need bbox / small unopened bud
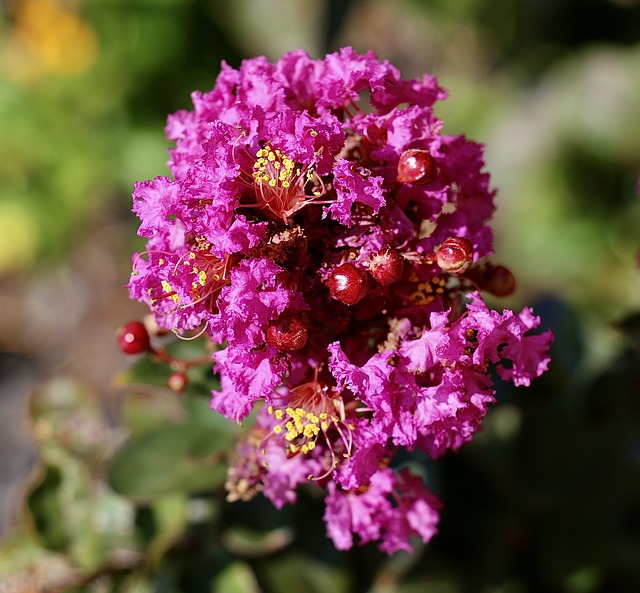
[481,264,517,297]
[117,321,152,355]
[167,371,188,394]
[397,149,438,185]
[435,237,474,274]
[368,248,404,286]
[266,311,308,352]
[327,262,370,305]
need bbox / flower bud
[167,371,188,394]
[368,248,404,286]
[327,262,370,305]
[117,320,151,355]
[435,237,474,274]
[266,311,308,352]
[397,149,438,185]
[481,264,516,297]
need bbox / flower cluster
[127,48,553,553]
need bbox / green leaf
[108,422,233,501]
[183,393,230,428]
[613,310,640,350]
[221,526,294,557]
[214,561,261,593]
[146,493,189,567]
[259,553,349,593]
[114,355,174,390]
[27,466,69,553]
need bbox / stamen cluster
[127,47,553,554]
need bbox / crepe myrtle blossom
[126,47,553,553]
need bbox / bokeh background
[1,0,640,591]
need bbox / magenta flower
[127,47,553,553]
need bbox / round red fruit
[266,311,308,352]
[327,263,370,306]
[435,237,474,274]
[397,149,438,185]
[117,321,151,355]
[368,248,404,286]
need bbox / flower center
[401,272,446,307]
[267,378,353,463]
[250,144,325,223]
[151,249,232,312]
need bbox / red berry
[167,371,188,394]
[266,311,308,352]
[117,321,151,355]
[435,237,474,274]
[327,263,370,306]
[397,149,438,185]
[368,248,404,286]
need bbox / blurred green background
[1,0,639,592]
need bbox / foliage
[2,302,639,592]
[1,0,639,591]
